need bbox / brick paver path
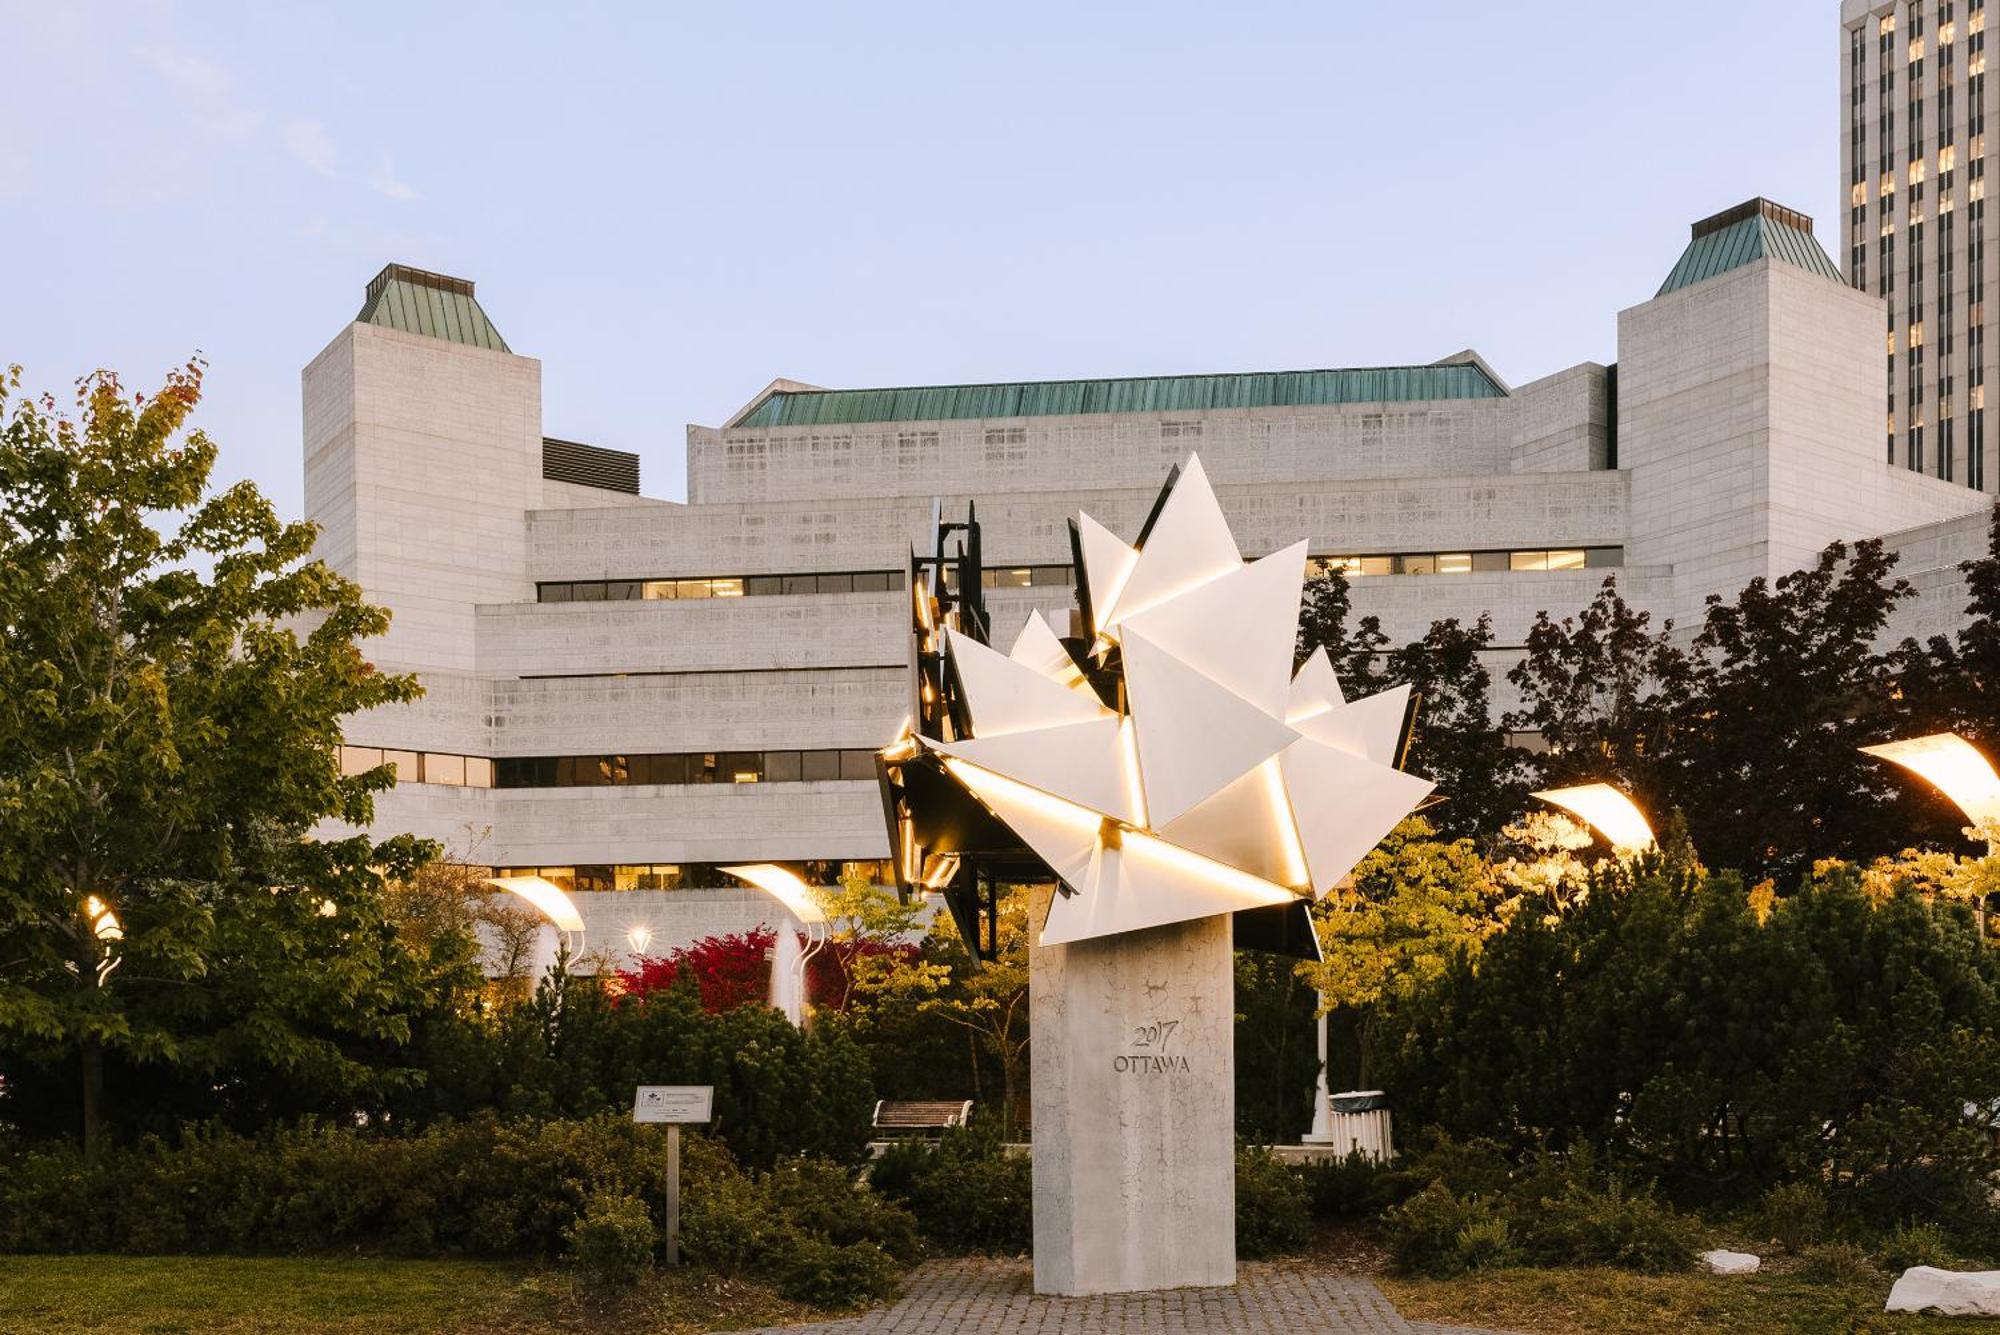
[728,1257,1518,1334]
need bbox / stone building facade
[305,202,1990,965]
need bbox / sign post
[633,1085,714,1265]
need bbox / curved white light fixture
[1532,782,1656,855]
[483,875,587,933]
[721,863,829,925]
[722,863,830,1027]
[1861,732,2000,833]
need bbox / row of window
[534,548,1625,604]
[497,860,896,895]
[1314,547,1621,577]
[494,750,883,788]
[339,746,495,787]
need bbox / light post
[1531,782,1657,855]
[1860,732,2000,933]
[722,863,830,1027]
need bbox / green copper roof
[357,264,509,351]
[1656,198,1844,297]
[734,362,1507,428]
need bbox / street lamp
[1861,732,2000,933]
[722,863,830,1027]
[1859,733,2000,839]
[1532,782,1656,855]
[483,875,587,956]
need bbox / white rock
[1701,1249,1761,1275]
[1886,1266,2000,1316]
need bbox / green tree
[0,360,443,1154]
[1296,565,1388,689]
[1505,575,1690,818]
[1386,614,1525,841]
[1679,539,1947,879]
[921,887,1033,1137]
[1303,817,1505,1086]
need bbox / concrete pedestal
[1029,892,1236,1295]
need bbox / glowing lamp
[1532,782,1656,854]
[483,875,586,933]
[1861,732,2000,831]
[721,863,829,925]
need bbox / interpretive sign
[632,1085,713,1124]
[633,1085,712,1265]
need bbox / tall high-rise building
[1842,0,1995,489]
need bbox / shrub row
[0,1113,910,1305]
[1378,1139,1701,1278]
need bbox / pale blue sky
[2,1,1835,510]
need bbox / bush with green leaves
[774,1234,904,1307]
[1876,1221,1958,1272]
[867,1125,1030,1255]
[1301,1149,1390,1220]
[1798,1241,1880,1285]
[1509,1177,1699,1273]
[1760,1182,1829,1254]
[0,1110,913,1298]
[566,1192,655,1286]
[1377,863,2000,1230]
[1382,1182,1508,1278]
[1234,1144,1310,1258]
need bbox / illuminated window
[1509,551,1549,572]
[1911,158,1928,184]
[1883,212,1899,236]
[1945,19,1960,41]
[1883,12,1897,33]
[1883,171,1898,196]
[339,746,383,777]
[1853,181,1869,208]
[423,753,466,786]
[1979,385,1990,409]
[1437,553,1473,574]
[382,750,419,782]
[1913,321,1928,346]
[1890,329,1901,354]
[1976,178,1989,201]
[1944,144,1961,171]
[1913,36,1928,60]
[1976,10,1989,32]
[1975,52,1989,73]
[465,758,494,788]
[1544,550,1588,571]
[1399,554,1437,575]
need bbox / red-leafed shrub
[619,929,920,1016]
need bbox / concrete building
[304,201,1991,965]
[1841,0,1996,487]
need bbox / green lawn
[1382,1264,1988,1334]
[0,1255,826,1335]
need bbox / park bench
[871,1099,973,1139]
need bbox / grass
[0,1254,829,1335]
[1381,1263,1986,1334]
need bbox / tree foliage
[0,361,451,1152]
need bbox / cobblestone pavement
[728,1257,1519,1334]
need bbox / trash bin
[1325,1090,1394,1162]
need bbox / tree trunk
[81,1039,104,1162]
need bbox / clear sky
[2,1,1837,511]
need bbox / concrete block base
[1029,892,1235,1295]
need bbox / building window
[1159,420,1203,439]
[337,746,496,788]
